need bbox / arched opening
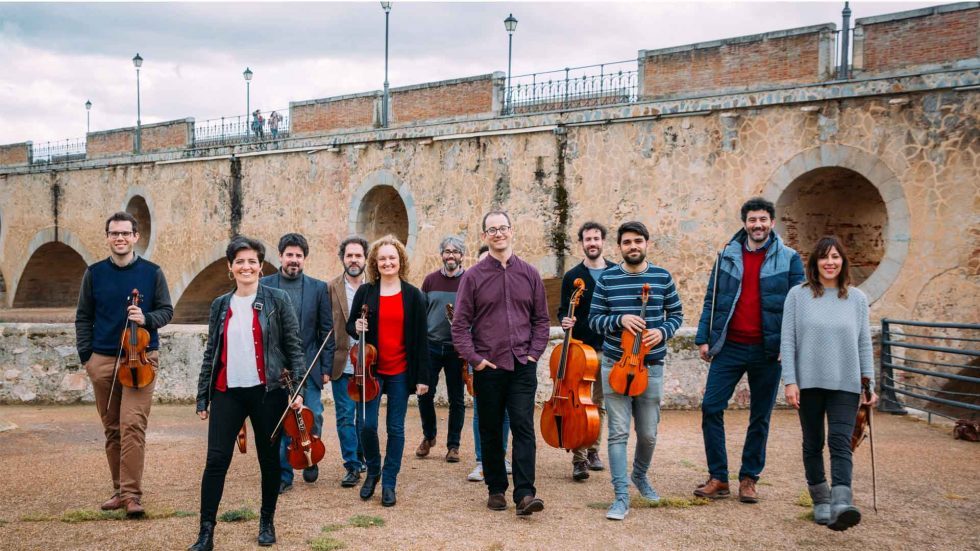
[13,242,88,307]
[776,167,886,286]
[172,258,277,324]
[126,195,152,256]
[355,185,409,245]
[0,269,7,305]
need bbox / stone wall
[390,73,502,123]
[0,142,31,166]
[856,3,980,73]
[86,128,136,159]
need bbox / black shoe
[341,468,360,488]
[303,465,319,483]
[278,481,292,495]
[257,514,276,546]
[381,487,396,507]
[573,461,590,481]
[188,521,214,551]
[359,475,380,500]
[587,450,605,471]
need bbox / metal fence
[192,108,290,148]
[503,60,639,115]
[31,138,86,164]
[879,319,980,422]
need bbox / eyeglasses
[441,249,462,256]
[107,231,135,238]
[484,225,511,236]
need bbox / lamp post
[244,67,253,136]
[504,14,518,114]
[85,100,92,134]
[133,53,143,153]
[381,1,392,127]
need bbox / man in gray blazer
[261,233,334,493]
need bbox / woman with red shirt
[347,234,431,507]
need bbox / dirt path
[0,404,976,550]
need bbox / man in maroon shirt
[452,211,550,516]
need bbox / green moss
[61,509,126,523]
[309,536,346,551]
[587,496,710,510]
[348,515,384,528]
[321,523,346,533]
[20,512,57,522]
[218,507,257,522]
[795,490,814,508]
[798,510,815,522]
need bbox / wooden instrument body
[283,404,326,469]
[608,283,652,397]
[347,343,380,402]
[445,303,475,397]
[119,289,155,389]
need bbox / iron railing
[31,138,86,164]
[833,27,856,79]
[879,319,980,422]
[192,108,290,148]
[504,60,639,115]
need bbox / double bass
[118,289,155,389]
[348,305,380,403]
[540,278,601,451]
[608,283,652,397]
[445,303,474,397]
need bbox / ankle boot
[827,485,861,531]
[187,521,214,551]
[808,482,831,525]
[257,513,277,546]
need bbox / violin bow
[106,290,139,414]
[270,328,334,442]
[867,382,878,513]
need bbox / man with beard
[327,236,369,488]
[559,222,614,481]
[261,233,335,493]
[588,221,683,520]
[416,236,468,463]
[693,197,803,503]
[452,211,549,516]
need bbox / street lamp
[133,53,143,153]
[244,67,253,131]
[85,100,92,134]
[381,1,392,127]
[504,14,518,114]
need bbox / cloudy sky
[0,1,942,145]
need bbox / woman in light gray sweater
[781,236,877,532]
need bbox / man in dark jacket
[693,197,804,503]
[261,233,334,492]
[558,221,614,481]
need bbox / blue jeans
[602,355,664,498]
[280,380,323,484]
[419,342,466,449]
[330,374,365,472]
[701,340,781,482]
[361,371,409,489]
[472,394,510,462]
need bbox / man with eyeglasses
[75,211,173,517]
[452,211,549,516]
[416,236,468,463]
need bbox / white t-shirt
[227,293,261,388]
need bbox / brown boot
[445,447,460,463]
[739,478,759,503]
[125,497,145,517]
[693,478,730,499]
[415,437,436,457]
[101,494,124,511]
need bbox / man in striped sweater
[589,221,683,520]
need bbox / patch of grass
[20,513,57,522]
[795,490,814,508]
[173,510,197,518]
[0,519,8,527]
[679,459,703,471]
[586,502,610,510]
[797,510,815,522]
[757,481,773,487]
[321,523,346,533]
[218,507,257,522]
[348,514,384,528]
[587,496,710,510]
[484,543,505,551]
[945,493,967,500]
[61,509,126,523]
[309,536,346,551]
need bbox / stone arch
[764,145,910,303]
[172,255,277,324]
[348,170,418,253]
[9,227,97,309]
[123,189,154,258]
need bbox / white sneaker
[467,462,484,482]
[505,459,512,475]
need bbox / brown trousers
[573,352,606,462]
[85,351,158,500]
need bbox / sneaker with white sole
[631,472,661,503]
[467,463,484,482]
[606,495,630,520]
[505,459,512,475]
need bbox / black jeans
[199,385,288,523]
[418,341,466,449]
[798,388,860,487]
[473,356,537,503]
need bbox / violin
[348,305,380,403]
[851,377,873,451]
[608,283,651,397]
[118,289,155,389]
[281,371,326,470]
[541,278,601,451]
[445,303,474,397]
[236,423,247,454]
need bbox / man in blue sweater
[75,212,173,517]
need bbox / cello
[445,303,474,397]
[348,305,380,403]
[541,278,601,451]
[608,283,652,397]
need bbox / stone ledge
[855,2,978,26]
[639,23,835,58]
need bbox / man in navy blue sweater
[75,212,173,517]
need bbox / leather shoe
[739,478,759,503]
[587,450,605,471]
[572,461,590,481]
[445,447,460,463]
[487,493,507,511]
[360,475,380,500]
[278,481,293,495]
[124,497,145,517]
[693,478,730,499]
[341,468,360,488]
[381,487,396,507]
[415,437,436,457]
[187,521,215,551]
[303,465,319,483]
[257,514,276,546]
[516,495,544,516]
[101,494,124,511]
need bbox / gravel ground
[0,403,976,551]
